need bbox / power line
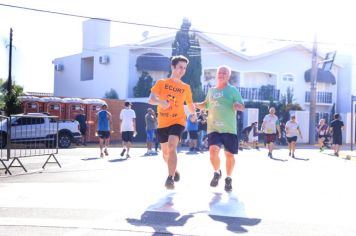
[0,2,347,47]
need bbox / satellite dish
[142,31,149,39]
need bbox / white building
[54,19,344,120]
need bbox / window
[81,57,94,81]
[71,105,81,111]
[282,74,295,82]
[50,104,60,110]
[15,117,44,125]
[27,103,37,109]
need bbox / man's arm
[233,102,245,112]
[277,125,281,138]
[187,103,197,122]
[108,112,114,133]
[195,101,206,110]
[148,92,169,109]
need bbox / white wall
[243,108,259,128]
[83,19,110,52]
[292,110,310,143]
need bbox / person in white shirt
[119,101,136,158]
[285,115,303,158]
[261,107,281,158]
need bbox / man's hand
[190,113,197,122]
[160,100,170,109]
[233,102,244,111]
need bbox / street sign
[321,51,336,71]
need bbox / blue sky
[0,0,355,93]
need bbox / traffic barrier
[0,114,61,175]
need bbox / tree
[171,19,205,102]
[0,79,24,115]
[133,71,153,97]
[104,88,119,99]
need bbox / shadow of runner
[127,211,193,236]
[126,192,193,235]
[270,156,288,162]
[208,192,261,233]
[292,156,309,161]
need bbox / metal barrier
[0,114,61,175]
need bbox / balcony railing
[237,87,280,101]
[305,91,332,104]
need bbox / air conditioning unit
[55,64,64,71]
[99,55,109,64]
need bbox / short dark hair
[171,55,189,67]
[125,101,132,107]
[334,113,340,119]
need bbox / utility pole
[5,28,13,116]
[309,36,318,144]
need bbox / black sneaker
[120,148,126,157]
[225,177,232,192]
[268,152,272,158]
[210,170,222,187]
[174,171,180,182]
[289,152,291,156]
[165,176,174,189]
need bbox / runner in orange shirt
[149,55,196,189]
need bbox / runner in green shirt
[196,65,244,191]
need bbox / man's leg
[210,145,221,172]
[224,151,235,177]
[209,145,222,187]
[99,138,104,157]
[167,135,179,177]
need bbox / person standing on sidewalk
[186,113,199,152]
[95,104,113,158]
[261,107,281,159]
[75,108,87,146]
[145,108,157,156]
[148,55,196,190]
[195,65,244,192]
[285,115,303,158]
[329,113,344,157]
[119,101,136,159]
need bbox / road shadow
[269,156,288,162]
[108,158,129,162]
[208,192,261,233]
[81,157,101,161]
[126,193,193,235]
[292,156,309,161]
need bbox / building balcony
[305,91,332,104]
[237,87,280,101]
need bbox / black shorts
[208,132,239,154]
[265,134,277,144]
[122,131,134,142]
[157,124,185,143]
[188,130,198,139]
[98,131,110,139]
[287,136,298,143]
[181,131,188,140]
[80,128,87,135]
[333,135,342,145]
[318,135,327,139]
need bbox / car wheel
[58,133,71,148]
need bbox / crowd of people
[77,55,345,191]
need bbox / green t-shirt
[205,84,244,134]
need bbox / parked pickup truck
[0,113,82,148]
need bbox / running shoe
[165,176,175,189]
[120,148,126,157]
[225,177,232,192]
[174,171,180,182]
[104,149,109,156]
[210,170,222,187]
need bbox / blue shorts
[146,129,155,142]
[208,132,239,154]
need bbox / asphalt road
[1,145,356,235]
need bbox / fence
[0,114,61,175]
